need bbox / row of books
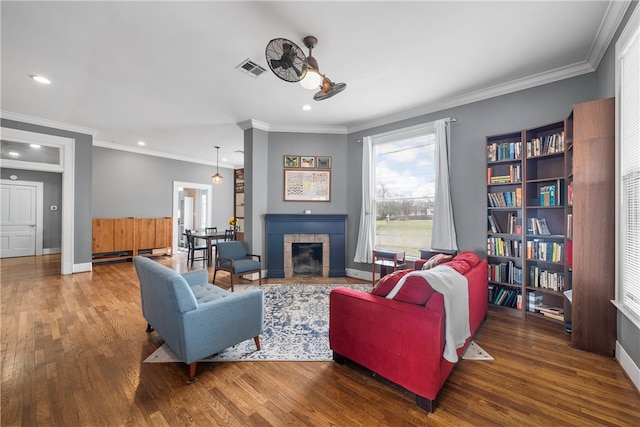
[488,237,523,258]
[527,239,564,263]
[526,132,565,157]
[527,217,552,235]
[488,188,522,207]
[488,261,523,285]
[489,285,522,308]
[487,141,522,162]
[539,182,562,206]
[487,164,521,184]
[488,212,523,234]
[529,266,566,291]
[534,304,565,321]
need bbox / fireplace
[265,214,347,278]
[285,235,329,277]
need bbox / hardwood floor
[2,254,639,426]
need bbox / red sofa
[329,251,488,412]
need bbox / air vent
[236,59,266,78]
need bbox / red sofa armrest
[329,288,445,400]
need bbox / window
[616,5,640,323]
[373,124,436,257]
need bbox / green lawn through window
[375,219,433,257]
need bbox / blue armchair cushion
[133,256,264,365]
[218,241,248,260]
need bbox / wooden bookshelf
[234,168,245,240]
[569,97,616,356]
[486,131,524,315]
[485,97,617,355]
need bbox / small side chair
[213,241,262,292]
[185,229,208,268]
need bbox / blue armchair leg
[254,336,261,350]
[187,362,198,384]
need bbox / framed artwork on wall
[316,156,331,169]
[300,156,315,168]
[284,169,331,201]
[284,155,299,168]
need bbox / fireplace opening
[292,243,323,276]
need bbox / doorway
[0,180,44,258]
[172,181,213,254]
[0,127,75,274]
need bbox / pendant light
[212,146,223,184]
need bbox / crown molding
[237,119,347,135]
[0,110,98,136]
[347,60,595,134]
[92,139,239,168]
[587,0,632,67]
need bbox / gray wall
[266,132,349,214]
[0,168,62,250]
[92,147,235,230]
[0,118,93,264]
[346,73,596,273]
[595,0,640,374]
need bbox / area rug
[461,341,494,360]
[144,283,372,363]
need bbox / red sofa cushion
[443,251,480,274]
[372,269,435,306]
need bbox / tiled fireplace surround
[264,214,347,279]
[284,234,330,277]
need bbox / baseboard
[616,340,640,393]
[346,268,372,282]
[42,248,61,255]
[73,262,92,273]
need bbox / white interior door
[1,182,39,257]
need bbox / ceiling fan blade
[270,59,283,69]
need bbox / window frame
[371,122,436,257]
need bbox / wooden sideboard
[92,217,172,263]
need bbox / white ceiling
[0,1,631,169]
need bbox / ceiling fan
[265,36,346,101]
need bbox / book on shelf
[527,217,552,235]
[566,213,573,239]
[487,141,522,162]
[526,132,565,157]
[568,182,573,206]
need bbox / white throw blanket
[385,266,470,363]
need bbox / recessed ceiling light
[30,144,41,149]
[302,105,312,111]
[8,151,20,157]
[30,75,51,85]
[137,141,146,146]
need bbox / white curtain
[354,136,376,263]
[431,119,458,250]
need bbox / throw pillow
[372,269,435,305]
[421,253,453,270]
[372,269,413,297]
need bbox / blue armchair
[213,241,262,292]
[133,256,264,383]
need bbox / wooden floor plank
[1,254,638,426]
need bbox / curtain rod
[356,117,457,143]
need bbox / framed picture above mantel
[284,169,331,202]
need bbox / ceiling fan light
[300,70,323,89]
[314,77,347,101]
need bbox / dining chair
[224,229,235,241]
[205,227,219,252]
[185,230,208,268]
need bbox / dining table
[189,230,228,266]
